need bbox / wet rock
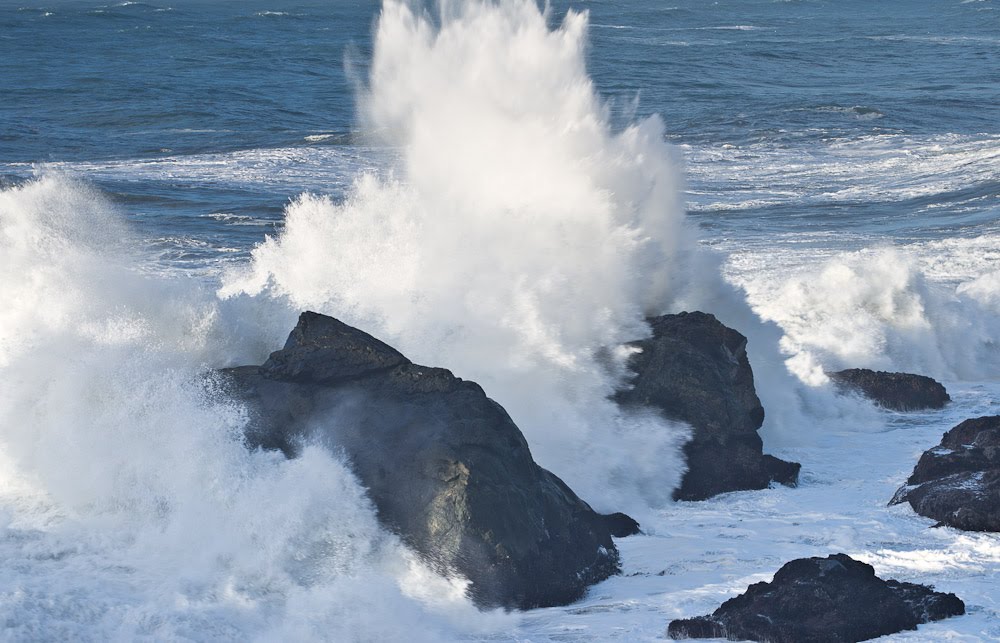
[829,368,949,411]
[891,415,1000,531]
[668,553,965,642]
[601,512,641,537]
[222,311,627,609]
[615,312,799,500]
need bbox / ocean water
[1,0,999,640]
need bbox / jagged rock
[221,311,630,609]
[668,553,965,642]
[890,415,1000,531]
[829,368,949,411]
[615,312,800,501]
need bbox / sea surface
[1,0,999,640]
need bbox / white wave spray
[0,175,511,639]
[222,0,696,510]
[734,241,1000,385]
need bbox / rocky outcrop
[615,312,799,501]
[668,553,965,642]
[222,311,627,609]
[890,415,1000,531]
[829,368,949,411]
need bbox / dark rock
[601,512,641,537]
[829,368,949,411]
[222,311,623,610]
[891,415,1000,531]
[614,312,800,501]
[667,553,965,642]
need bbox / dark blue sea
[4,0,998,264]
[1,1,999,640]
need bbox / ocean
[1,0,999,640]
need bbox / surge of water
[221,0,695,510]
[732,240,1000,385]
[0,175,509,639]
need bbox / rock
[602,512,641,537]
[890,415,1000,531]
[614,312,800,501]
[667,553,965,642]
[829,368,949,411]
[222,311,629,610]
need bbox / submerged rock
[891,415,1000,531]
[615,312,799,501]
[221,312,627,610]
[829,368,949,411]
[668,553,965,642]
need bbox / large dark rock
[890,415,1000,531]
[668,553,965,642]
[829,368,949,411]
[614,312,799,501]
[221,312,625,610]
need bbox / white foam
[727,237,1000,385]
[513,380,1000,641]
[684,133,1000,213]
[37,146,391,194]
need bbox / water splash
[222,0,693,510]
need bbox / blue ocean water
[3,0,998,265]
[2,1,1000,640]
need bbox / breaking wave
[221,0,696,510]
[0,175,511,639]
[733,239,1000,385]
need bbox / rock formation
[891,415,1000,531]
[615,312,799,500]
[829,368,949,411]
[668,553,965,642]
[222,311,628,609]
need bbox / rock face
[829,368,950,411]
[668,553,965,642]
[615,312,799,501]
[891,415,1000,531]
[223,312,624,609]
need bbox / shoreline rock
[829,368,949,411]
[891,415,1000,531]
[615,312,800,501]
[668,553,965,642]
[222,311,631,609]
